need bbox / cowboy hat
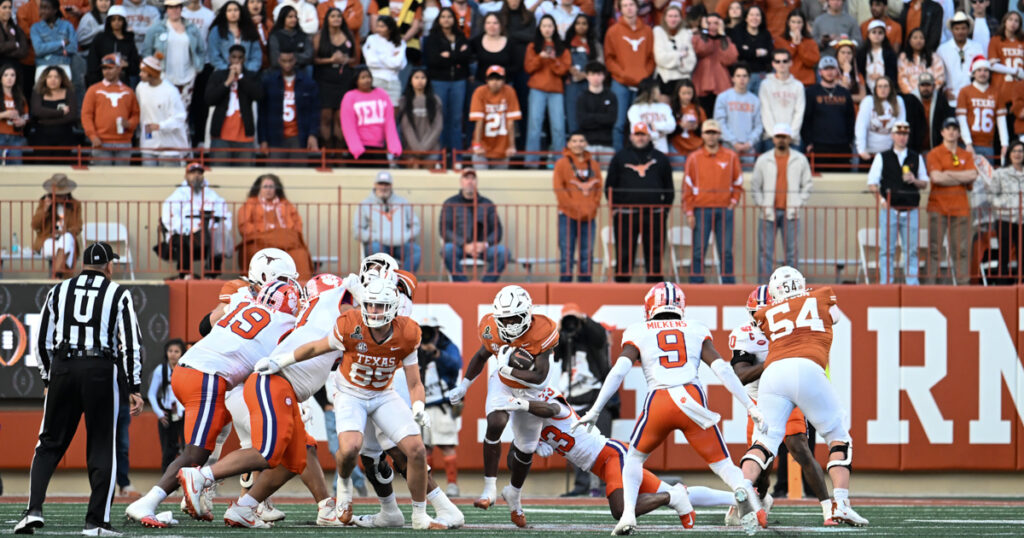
[42,174,77,195]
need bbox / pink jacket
[339,88,403,158]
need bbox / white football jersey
[180,295,296,389]
[538,389,607,472]
[728,323,770,400]
[276,286,350,401]
[621,318,711,391]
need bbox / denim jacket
[207,28,262,72]
[141,19,206,72]
[30,19,77,66]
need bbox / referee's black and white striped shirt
[37,270,143,392]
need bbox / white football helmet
[767,266,806,302]
[360,253,399,285]
[248,248,299,288]
[492,285,533,341]
[361,278,400,328]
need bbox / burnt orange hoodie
[525,44,571,93]
[603,17,655,87]
[553,147,603,222]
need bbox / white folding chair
[856,227,878,284]
[84,222,135,280]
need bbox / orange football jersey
[468,84,521,159]
[987,36,1024,87]
[956,83,1004,149]
[330,309,421,393]
[478,313,559,389]
[219,279,250,303]
[754,287,837,370]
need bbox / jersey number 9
[656,329,688,369]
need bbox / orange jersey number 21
[657,329,688,368]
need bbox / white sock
[620,449,646,521]
[834,488,849,503]
[411,500,427,518]
[821,499,834,519]
[338,475,353,505]
[667,485,693,515]
[482,476,497,497]
[199,466,215,483]
[709,459,746,491]
[139,486,167,510]
[688,486,737,507]
[505,486,522,512]
[237,494,258,508]
[380,493,399,513]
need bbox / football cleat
[177,467,212,521]
[80,523,122,536]
[137,516,169,529]
[435,504,465,529]
[351,510,406,528]
[831,500,869,527]
[473,492,496,510]
[611,515,637,535]
[223,502,272,529]
[734,484,765,535]
[501,485,526,528]
[315,498,343,527]
[724,505,741,526]
[14,510,44,534]
[679,512,695,529]
[256,498,285,522]
[411,512,448,530]
[336,500,353,525]
[124,501,158,527]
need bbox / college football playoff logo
[0,314,27,367]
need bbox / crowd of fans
[1,0,1022,167]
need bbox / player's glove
[493,397,529,412]
[412,400,431,430]
[254,352,296,376]
[495,345,513,369]
[445,378,471,405]
[748,405,768,435]
[571,408,601,434]
[535,443,554,458]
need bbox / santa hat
[141,52,164,78]
[970,55,990,74]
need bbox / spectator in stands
[207,0,262,73]
[316,0,363,42]
[668,78,704,161]
[424,7,471,156]
[897,27,945,95]
[989,140,1024,284]
[85,5,138,87]
[729,5,772,94]
[605,122,673,282]
[30,0,77,82]
[499,0,535,114]
[469,64,520,167]
[29,66,78,160]
[416,317,463,497]
[856,75,905,159]
[694,13,739,120]
[897,0,942,54]
[653,5,696,98]
[248,0,272,68]
[81,54,139,165]
[354,171,423,272]
[937,12,984,106]
[776,9,821,86]
[275,0,320,35]
[183,0,216,41]
[813,0,859,52]
[760,48,806,149]
[76,0,111,53]
[31,173,81,278]
[969,0,998,51]
[803,56,856,169]
[766,0,795,37]
[684,119,743,283]
[989,12,1024,89]
[237,173,314,278]
[564,15,600,135]
[715,64,762,158]
[142,0,205,109]
[722,0,743,31]
[269,5,314,71]
[957,57,1007,159]
[312,7,356,150]
[450,0,483,39]
[860,0,901,50]
[866,119,928,284]
[157,162,232,278]
[553,132,602,282]
[137,55,188,167]
[524,14,570,164]
[0,0,29,71]
[627,78,674,154]
[751,123,813,282]
[121,0,159,52]
[340,66,402,162]
[149,338,185,472]
[835,38,868,105]
[439,168,512,282]
[398,67,443,165]
[206,44,262,165]
[902,72,953,152]
[473,13,516,100]
[536,0,579,38]
[925,117,977,285]
[259,48,319,164]
[577,61,615,163]
[367,0,422,68]
[605,0,655,150]
[364,15,407,107]
[858,20,898,93]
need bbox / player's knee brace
[239,471,254,489]
[740,443,775,471]
[826,442,852,472]
[507,444,533,468]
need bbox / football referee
[15,243,144,537]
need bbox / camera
[561,315,581,335]
[421,325,438,344]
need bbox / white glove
[445,378,471,405]
[748,405,768,435]
[571,408,601,433]
[254,352,295,376]
[493,397,529,412]
[299,399,314,427]
[495,345,513,369]
[343,273,365,304]
[535,442,554,457]
[412,400,430,430]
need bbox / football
[508,347,535,370]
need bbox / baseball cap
[164,0,185,6]
[701,119,721,133]
[100,53,121,67]
[918,72,935,85]
[485,65,506,79]
[942,117,960,130]
[107,5,127,18]
[867,20,887,33]
[561,303,585,318]
[375,171,393,184]
[83,242,120,265]
[818,55,839,70]
[772,123,793,137]
[460,167,477,178]
[186,161,205,172]
[631,122,650,135]
[893,120,910,132]
[419,316,440,327]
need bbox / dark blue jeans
[367,241,422,273]
[442,243,510,282]
[433,79,467,152]
[558,214,596,282]
[691,207,735,283]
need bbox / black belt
[56,348,114,360]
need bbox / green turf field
[3,501,1024,536]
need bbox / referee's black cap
[83,242,120,265]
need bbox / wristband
[412,400,425,415]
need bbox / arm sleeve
[37,285,57,383]
[730,350,758,366]
[116,287,143,392]
[710,358,755,409]
[866,153,884,185]
[854,97,871,153]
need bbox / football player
[255,278,447,530]
[495,388,737,526]
[444,285,559,528]
[126,278,300,526]
[728,285,833,526]
[574,282,767,535]
[743,267,868,528]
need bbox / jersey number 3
[657,329,688,369]
[217,302,272,339]
[541,426,575,456]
